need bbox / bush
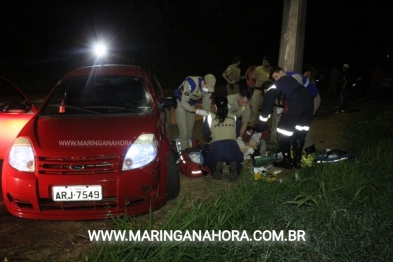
[88,106,393,261]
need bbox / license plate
[52,185,102,202]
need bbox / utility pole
[270,0,307,143]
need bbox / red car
[0,76,38,159]
[1,64,179,220]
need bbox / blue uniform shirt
[286,71,319,97]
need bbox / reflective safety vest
[207,113,237,142]
[259,75,312,136]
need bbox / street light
[94,43,107,58]
[93,43,107,65]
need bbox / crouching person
[203,95,244,182]
[260,75,314,169]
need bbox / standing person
[337,64,351,114]
[259,75,314,169]
[245,63,256,97]
[270,66,320,153]
[227,88,252,139]
[369,64,384,101]
[203,95,244,182]
[249,55,272,128]
[328,67,341,95]
[174,74,216,150]
[303,64,318,86]
[222,55,243,95]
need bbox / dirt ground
[0,83,376,261]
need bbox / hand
[276,107,284,115]
[246,148,254,155]
[236,137,246,149]
[237,136,243,141]
[196,109,209,116]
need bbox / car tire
[166,151,180,200]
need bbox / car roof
[63,64,147,78]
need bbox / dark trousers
[248,86,255,97]
[206,140,243,171]
[339,87,348,111]
[371,83,380,100]
[236,118,242,137]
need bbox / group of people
[173,55,337,181]
[174,70,251,182]
[330,63,389,110]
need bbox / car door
[0,76,37,159]
[150,73,173,139]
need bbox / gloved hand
[236,136,246,149]
[276,107,284,115]
[246,148,254,155]
[195,109,209,116]
[237,136,243,141]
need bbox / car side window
[151,74,164,102]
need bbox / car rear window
[40,75,153,115]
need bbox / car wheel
[166,151,180,200]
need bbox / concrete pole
[270,0,307,143]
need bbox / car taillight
[122,134,157,170]
[8,137,35,172]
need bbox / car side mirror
[162,97,177,108]
[1,101,33,113]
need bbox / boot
[228,161,238,182]
[273,140,293,169]
[304,144,316,154]
[213,161,223,180]
[293,140,305,169]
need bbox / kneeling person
[203,95,244,182]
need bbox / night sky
[1,0,392,93]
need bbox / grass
[86,103,393,262]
